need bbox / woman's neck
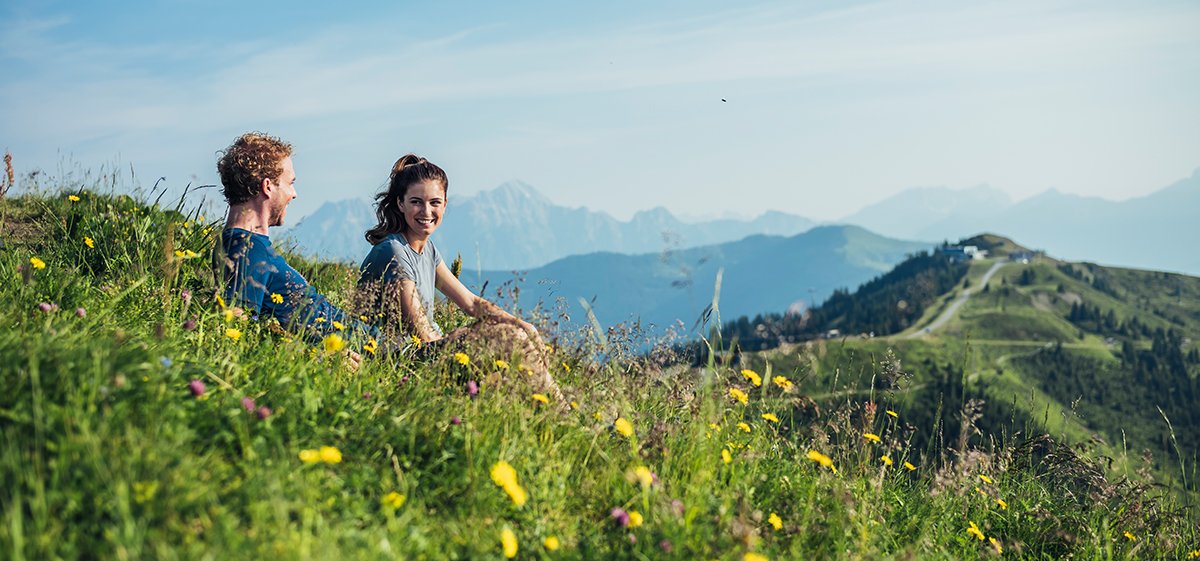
[403,230,429,253]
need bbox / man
[216,132,376,364]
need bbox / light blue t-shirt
[358,231,444,336]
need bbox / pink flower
[256,406,272,420]
[241,397,256,412]
[182,318,197,331]
[466,380,479,397]
[659,540,673,553]
[610,507,630,528]
[181,289,192,305]
[450,416,462,425]
[188,379,206,397]
[37,302,54,313]
[75,307,86,318]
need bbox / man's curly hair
[216,132,293,205]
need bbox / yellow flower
[772,375,793,390]
[84,236,94,248]
[967,521,985,541]
[761,413,780,423]
[532,393,550,404]
[562,361,570,372]
[979,474,994,485]
[627,510,644,528]
[768,512,782,530]
[410,335,422,348]
[741,369,762,386]
[903,462,916,471]
[313,317,326,323]
[359,315,368,321]
[613,417,634,438]
[29,257,46,270]
[216,295,226,309]
[323,334,345,354]
[318,446,343,464]
[495,359,510,370]
[570,400,578,410]
[863,432,881,443]
[880,455,893,467]
[989,536,1003,554]
[722,449,732,464]
[543,535,560,550]
[223,309,235,323]
[68,194,81,202]
[806,450,836,473]
[1188,549,1200,559]
[886,410,899,418]
[744,553,769,561]
[382,491,406,509]
[332,320,345,331]
[270,293,284,304]
[996,498,1007,510]
[1123,531,1136,541]
[225,328,242,341]
[709,422,720,430]
[490,461,528,507]
[629,465,655,489]
[500,527,518,558]
[737,422,751,433]
[299,449,320,463]
[728,387,748,405]
[454,352,470,365]
[363,338,378,356]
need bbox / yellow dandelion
[495,358,510,370]
[382,491,406,509]
[29,256,46,270]
[562,361,570,372]
[886,410,899,418]
[543,535,560,551]
[768,512,782,530]
[880,455,893,467]
[744,553,770,561]
[68,194,80,202]
[722,449,732,464]
[863,432,881,443]
[532,393,550,404]
[454,352,470,365]
[989,536,1003,554]
[630,466,654,489]
[996,498,1007,510]
[359,315,368,321]
[318,446,342,464]
[741,369,762,386]
[979,474,994,485]
[410,334,422,348]
[490,461,528,507]
[223,309,235,323]
[806,450,836,473]
[332,320,345,331]
[313,317,326,323]
[84,236,94,248]
[323,333,345,354]
[1123,531,1136,541]
[225,328,242,341]
[737,422,751,433]
[270,293,283,304]
[613,417,634,438]
[570,400,578,410]
[363,338,378,355]
[593,411,604,422]
[967,521,985,541]
[216,295,226,308]
[627,510,644,528]
[762,413,780,423]
[903,461,916,471]
[298,449,320,463]
[728,387,749,405]
[500,527,518,558]
[772,375,793,390]
[1187,549,1200,559]
[709,422,720,430]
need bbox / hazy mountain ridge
[284,180,816,270]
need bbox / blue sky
[2,0,1198,224]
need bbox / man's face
[267,156,297,227]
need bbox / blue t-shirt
[358,231,444,336]
[222,228,378,343]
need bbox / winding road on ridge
[905,260,1007,339]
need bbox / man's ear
[260,177,274,198]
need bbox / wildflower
[543,536,560,551]
[490,461,528,507]
[570,400,578,410]
[659,539,673,553]
[225,328,242,341]
[29,257,46,270]
[744,553,770,561]
[886,409,899,418]
[182,318,197,331]
[363,338,378,355]
[68,194,81,202]
[241,397,256,412]
[467,380,479,397]
[359,315,368,321]
[532,393,550,404]
[610,507,631,527]
[495,359,510,370]
[996,498,1007,509]
[84,236,94,248]
[722,449,732,464]
[318,446,342,464]
[806,450,836,473]
[627,511,644,528]
[989,536,1003,554]
[1123,531,1136,541]
[880,455,893,467]
[450,416,461,425]
[382,491,406,510]
[454,352,470,365]
[75,307,86,318]
[188,379,206,397]
[978,474,994,485]
[223,309,235,323]
[728,387,749,405]
[613,417,634,438]
[630,466,654,489]
[313,317,326,323]
[903,461,916,471]
[500,527,518,558]
[410,335,422,348]
[709,422,720,430]
[741,369,762,386]
[332,320,345,331]
[967,521,985,541]
[256,406,272,419]
[762,412,780,423]
[772,375,793,390]
[768,512,783,530]
[37,302,54,313]
[270,293,283,304]
[1188,549,1200,559]
[737,422,751,433]
[322,333,345,354]
[298,449,320,463]
[216,295,226,309]
[562,361,571,372]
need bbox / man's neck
[225,204,272,236]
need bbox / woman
[358,155,561,397]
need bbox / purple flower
[256,406,272,420]
[450,416,462,426]
[181,289,192,305]
[241,397,256,412]
[670,499,685,516]
[188,379,206,397]
[398,376,409,386]
[75,307,87,318]
[362,392,372,400]
[466,380,479,397]
[610,507,630,528]
[659,539,672,553]
[37,302,54,313]
[627,534,637,544]
[182,318,197,331]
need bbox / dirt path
[905,260,1007,339]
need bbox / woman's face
[398,180,446,238]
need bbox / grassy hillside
[1,189,1197,559]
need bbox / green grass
[1,187,1198,559]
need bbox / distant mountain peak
[489,180,552,205]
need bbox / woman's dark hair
[365,154,448,245]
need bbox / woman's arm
[391,278,444,343]
[434,262,537,334]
